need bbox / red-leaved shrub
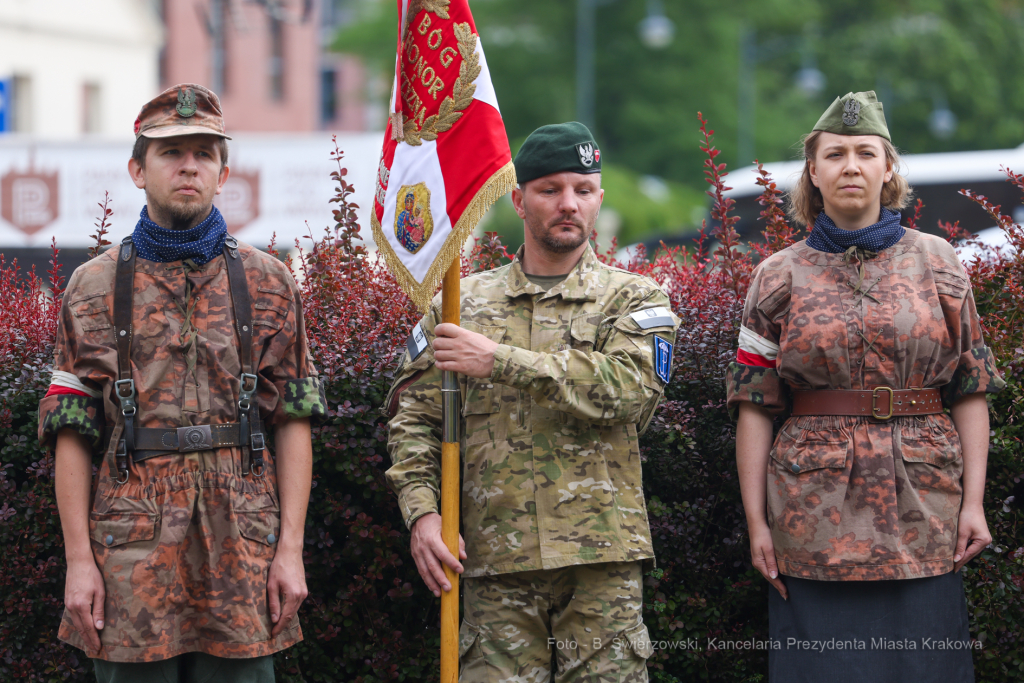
[0,120,1021,682]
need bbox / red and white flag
[371,0,516,311]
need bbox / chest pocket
[71,291,113,341]
[253,285,293,332]
[757,278,791,322]
[932,268,969,300]
[569,314,602,352]
[460,320,508,417]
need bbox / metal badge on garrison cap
[134,82,231,140]
[813,91,890,141]
[842,98,860,126]
[176,87,197,118]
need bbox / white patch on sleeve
[738,325,780,360]
[50,370,102,398]
[629,306,674,329]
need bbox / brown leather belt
[104,419,264,462]
[791,387,943,420]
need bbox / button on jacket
[37,242,326,662]
[385,246,680,577]
[726,231,1004,581]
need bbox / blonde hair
[787,130,913,226]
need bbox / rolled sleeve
[942,289,1005,405]
[38,393,105,451]
[725,263,789,419]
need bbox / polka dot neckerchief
[131,205,228,265]
[806,207,905,255]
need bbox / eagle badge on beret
[842,98,860,126]
[577,143,595,168]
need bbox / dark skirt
[769,571,975,683]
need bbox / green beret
[812,91,891,141]
[514,121,602,185]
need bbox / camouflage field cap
[514,121,601,185]
[134,83,231,140]
[812,91,890,141]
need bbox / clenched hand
[433,323,498,378]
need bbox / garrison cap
[514,121,601,185]
[813,91,890,141]
[134,83,231,140]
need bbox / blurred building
[0,0,377,278]
[0,0,163,138]
[159,0,368,133]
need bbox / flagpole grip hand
[433,323,497,378]
[410,512,466,598]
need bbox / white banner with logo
[0,133,382,250]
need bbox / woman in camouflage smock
[727,91,1003,682]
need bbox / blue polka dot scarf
[806,207,905,254]
[132,205,228,265]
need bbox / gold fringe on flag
[371,160,517,312]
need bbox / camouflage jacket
[726,230,1004,581]
[37,239,326,662]
[385,246,680,578]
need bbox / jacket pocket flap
[933,268,968,298]
[90,512,159,547]
[462,319,507,342]
[620,621,654,660]
[570,315,601,342]
[771,427,850,473]
[898,427,961,467]
[236,510,281,546]
[757,276,791,321]
[463,379,501,415]
[459,621,482,659]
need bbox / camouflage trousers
[459,561,652,683]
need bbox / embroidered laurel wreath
[399,19,480,146]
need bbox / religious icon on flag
[371,0,516,311]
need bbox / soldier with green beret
[727,91,1002,681]
[385,121,680,681]
[39,84,327,682]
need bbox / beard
[149,194,211,231]
[525,212,594,254]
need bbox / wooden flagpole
[439,256,461,683]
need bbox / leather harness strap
[791,387,943,420]
[112,236,137,479]
[222,237,265,475]
[110,236,265,479]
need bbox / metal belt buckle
[872,386,895,420]
[177,425,214,452]
[250,433,265,451]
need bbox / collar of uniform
[791,227,920,267]
[504,244,600,301]
[129,241,254,275]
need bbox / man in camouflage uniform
[39,84,326,682]
[386,122,680,682]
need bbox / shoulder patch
[630,306,674,329]
[654,335,673,384]
[406,323,428,360]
